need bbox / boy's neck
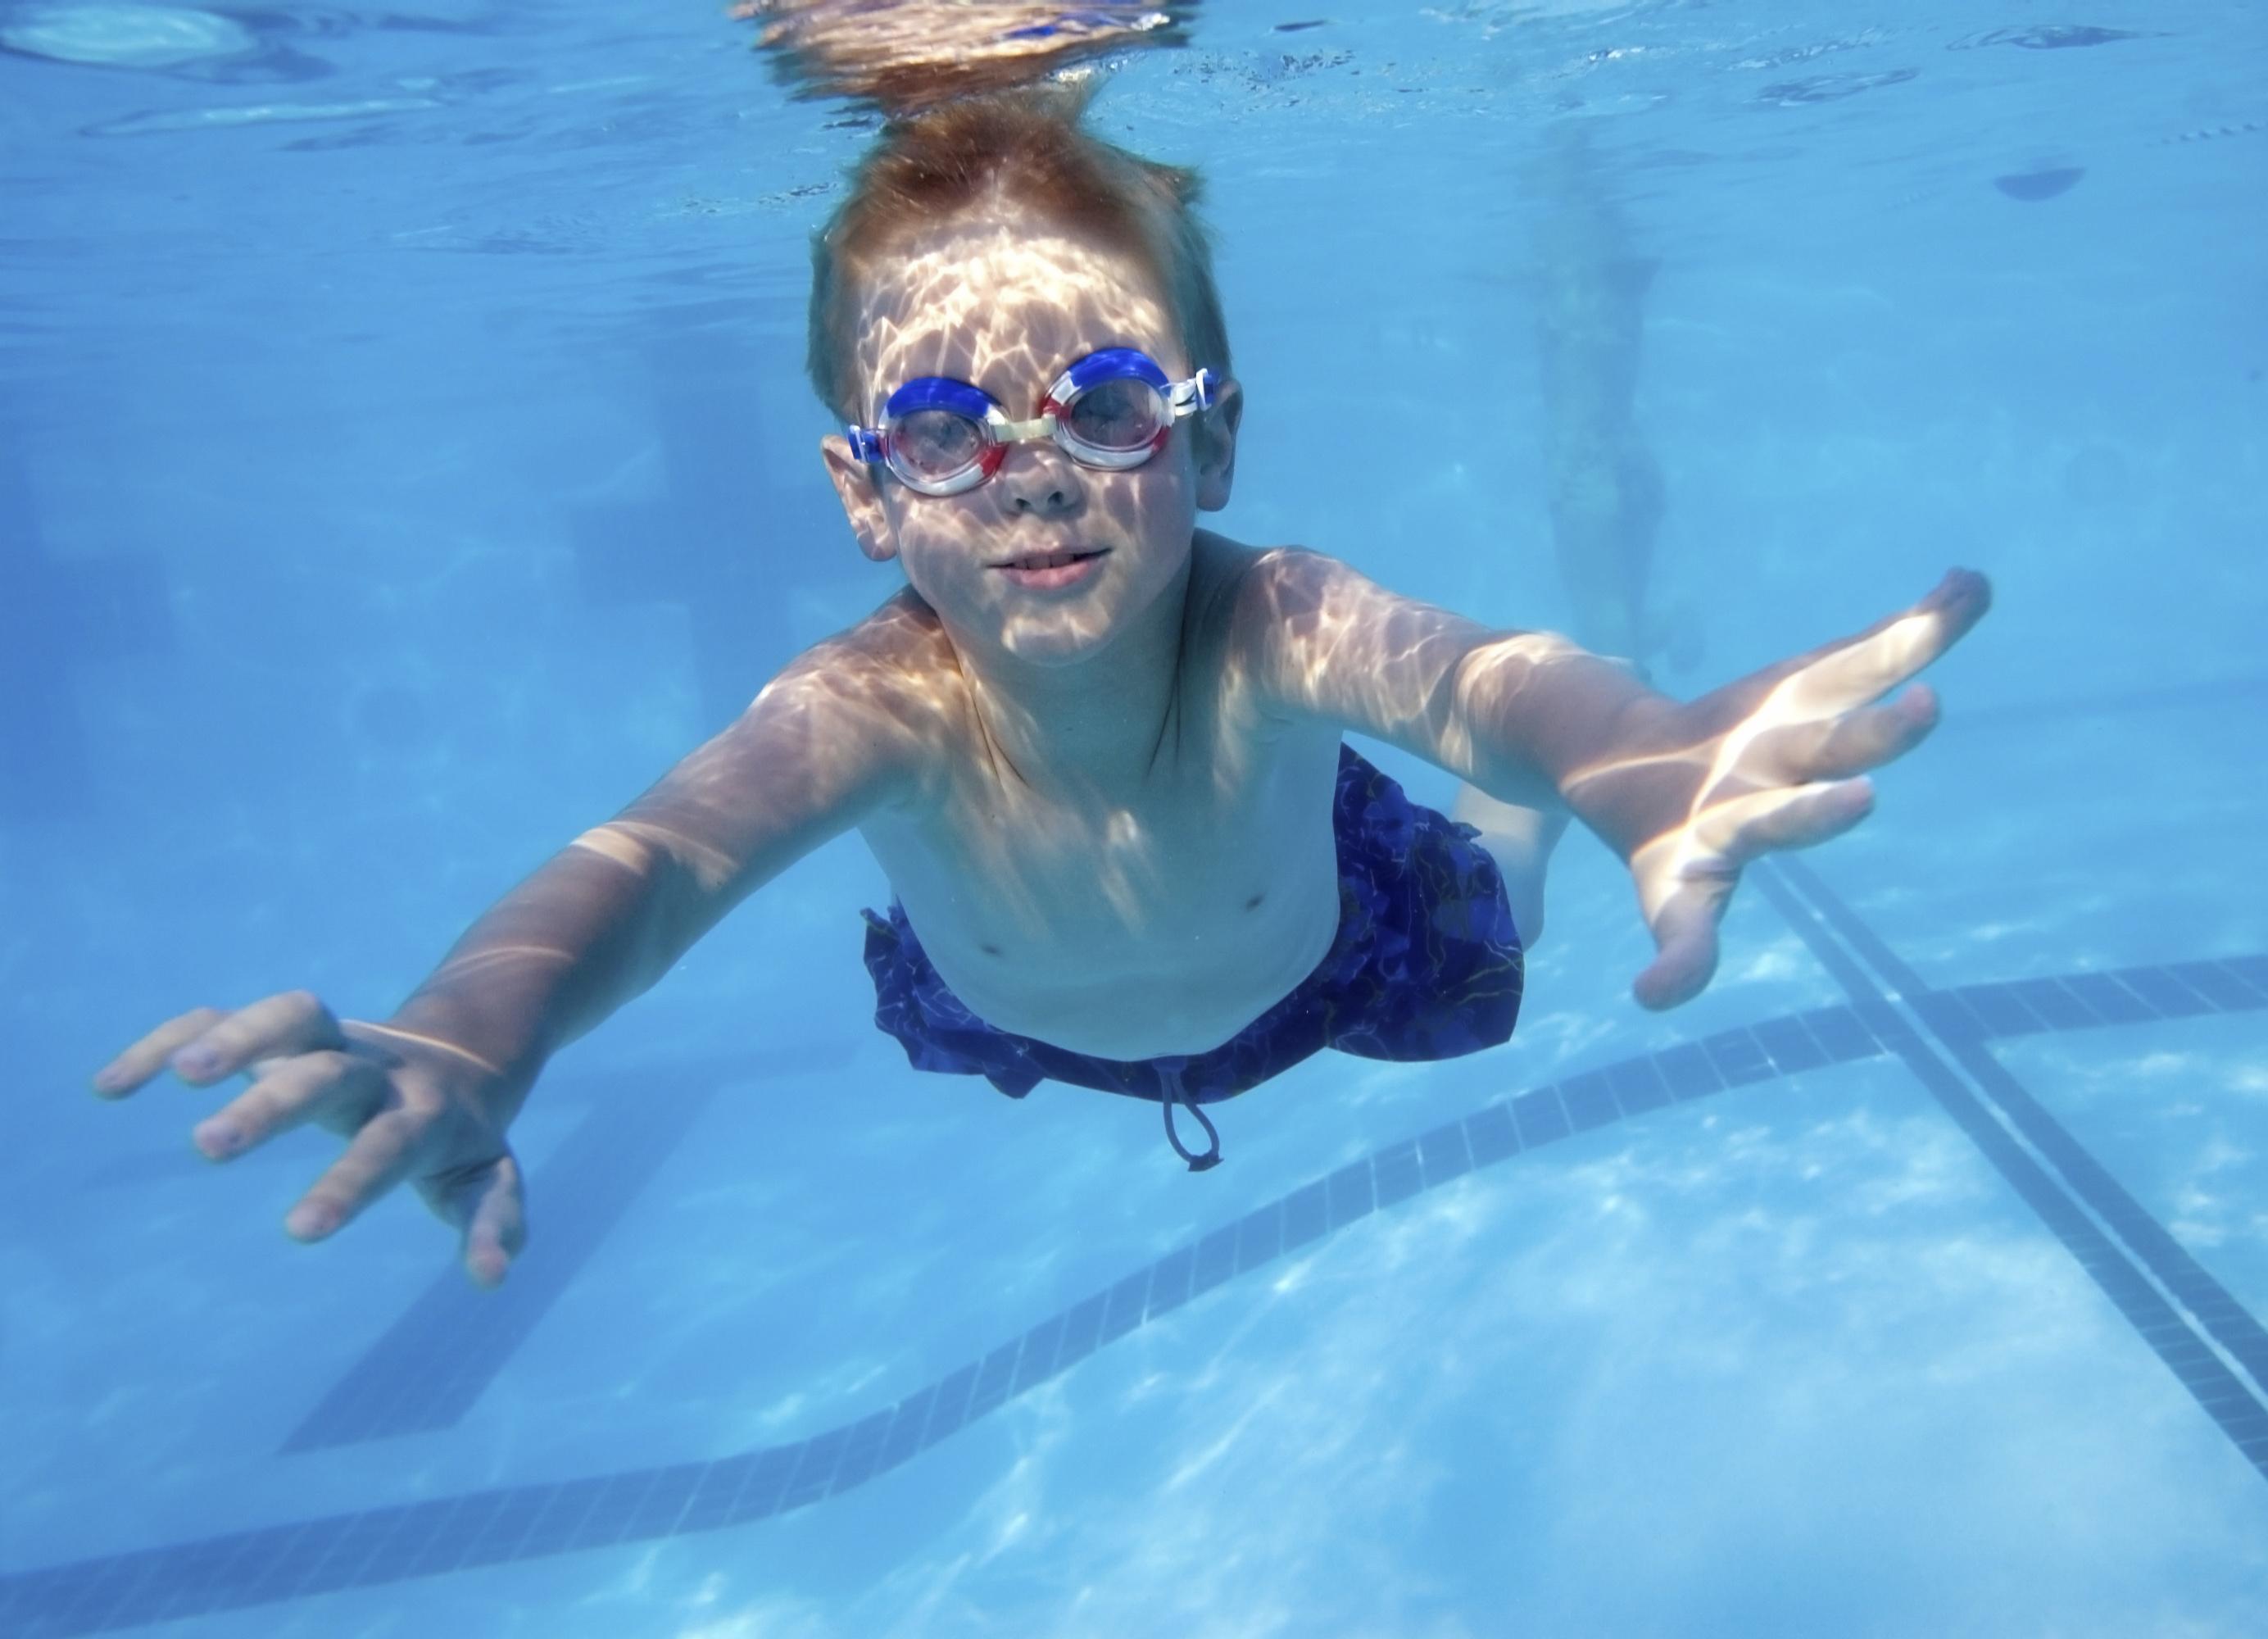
[946,547,1196,791]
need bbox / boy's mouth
[993,547,1109,591]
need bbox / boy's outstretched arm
[92,623,926,1283]
[1239,550,1991,1008]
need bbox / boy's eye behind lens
[1066,379,1154,449]
[896,408,984,472]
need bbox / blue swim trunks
[861,745,1524,1169]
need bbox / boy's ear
[1193,378,1244,513]
[821,434,899,562]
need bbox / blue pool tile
[781,1429,850,1511]
[1281,1178,1332,1249]
[1907,992,1984,1042]
[1463,1101,1521,1165]
[724,1446,799,1523]
[454,1493,547,1566]
[963,1340,1023,1422]
[1009,1315,1067,1395]
[1055,1292,1109,1369]
[2169,960,2265,1010]
[1512,1086,1572,1146]
[126,1548,228,1623]
[875,1385,937,1472]
[1326,1160,1376,1228]
[1955,983,2048,1037]
[363,1496,468,1577]
[619,1464,708,1539]
[1099,1270,1150,1343]
[1603,1056,1672,1115]
[832,1407,898,1493]
[2005,977,2098,1030]
[919,1364,979,1446]
[1558,1070,1617,1130]
[518,1476,617,1555]
[2220,953,2268,999]
[43,1564,135,1630]
[1236,1200,1286,1272]
[1699,1029,1775,1085]
[1800,1004,1880,1063]
[1418,1119,1473,1185]
[572,1475,651,1547]
[1146,1246,1196,1318]
[2113,965,2214,1017]
[2060,970,2158,1024]
[1372,1139,1423,1206]
[1190,1224,1240,1296]
[1751,1015,1829,1072]
[284,1550,374,1603]
[1653,1042,1723,1101]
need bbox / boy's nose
[1000,445,1083,515]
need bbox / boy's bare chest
[862,720,1347,1055]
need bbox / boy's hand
[93,992,527,1287]
[1573,569,1992,1010]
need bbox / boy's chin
[993,610,1127,666]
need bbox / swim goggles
[847,347,1216,497]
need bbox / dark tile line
[1756,862,2268,1483]
[13,948,2265,1632]
[279,1078,725,1453]
[1,1015,1860,1633]
[1773,856,2268,1402]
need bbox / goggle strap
[846,425,885,463]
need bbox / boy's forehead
[853,216,1178,395]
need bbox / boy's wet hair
[808,82,1232,422]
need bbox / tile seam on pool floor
[1758,860,2268,1481]
[6,949,2262,1634]
[278,1076,726,1452]
[116,1041,859,1455]
[1775,856,2268,1400]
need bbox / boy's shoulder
[1197,532,1394,674]
[827,585,960,677]
[743,589,967,769]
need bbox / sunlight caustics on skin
[352,1021,506,1081]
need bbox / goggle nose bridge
[850,351,1214,497]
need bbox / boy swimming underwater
[93,89,1988,1286]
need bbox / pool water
[3,2,2265,1634]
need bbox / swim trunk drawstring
[1156,1060,1222,1172]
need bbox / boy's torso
[856,532,1351,1060]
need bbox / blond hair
[807,84,1232,420]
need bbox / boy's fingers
[193,1051,385,1161]
[1915,565,1993,647]
[93,1007,227,1096]
[1745,687,1939,786]
[284,1110,423,1242]
[1753,569,1993,717]
[1633,886,1726,1010]
[1696,779,1876,868]
[451,1155,527,1289]
[168,990,344,1086]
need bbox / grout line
[1756,860,2268,1482]
[1774,856,2268,1401]
[279,1077,723,1453]
[9,944,2264,1629]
